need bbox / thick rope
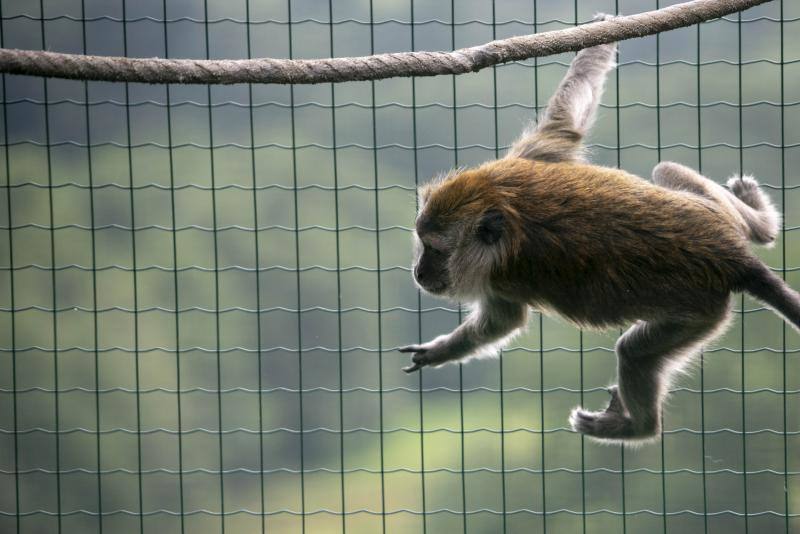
[0,0,771,85]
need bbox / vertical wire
[243,1,266,530]
[537,34,545,528]
[538,309,545,534]
[654,2,668,532]
[37,2,63,530]
[285,0,305,529]
[613,2,625,532]
[325,2,345,531]
[366,1,387,529]
[779,1,789,531]
[80,0,103,531]
[489,2,507,531]
[532,3,546,531]
[448,0,465,527]
[200,2,226,530]
[696,17,709,534]
[162,1,186,529]
[574,4,585,533]
[119,2,145,530]
[737,11,749,532]
[0,0,20,529]
[449,2,467,530]
[409,2,427,531]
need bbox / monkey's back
[488,159,756,327]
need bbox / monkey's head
[412,162,523,299]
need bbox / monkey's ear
[477,209,505,245]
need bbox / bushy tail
[743,263,800,332]
[726,175,780,246]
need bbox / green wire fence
[0,0,797,533]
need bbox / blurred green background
[0,0,799,532]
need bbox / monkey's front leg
[399,297,527,373]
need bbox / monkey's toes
[569,406,634,440]
[569,408,602,434]
[727,174,758,192]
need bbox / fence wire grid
[0,0,799,533]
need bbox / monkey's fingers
[398,345,427,354]
[402,361,425,373]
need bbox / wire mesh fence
[0,0,798,533]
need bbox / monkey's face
[412,229,452,295]
[412,166,512,299]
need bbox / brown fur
[433,158,756,328]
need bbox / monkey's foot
[569,386,658,441]
[569,406,634,440]
[727,175,761,207]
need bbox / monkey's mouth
[416,278,449,295]
[412,264,450,295]
[425,284,448,294]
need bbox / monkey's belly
[530,265,736,330]
[504,246,743,330]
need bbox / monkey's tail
[726,175,780,246]
[742,263,800,332]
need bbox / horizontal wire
[0,181,800,197]
[5,97,800,111]
[0,263,411,274]
[0,385,796,395]
[3,139,798,152]
[1,180,798,194]
[0,181,416,192]
[0,263,410,273]
[3,14,797,25]
[0,507,795,518]
[0,425,796,436]
[0,346,792,355]
[0,386,800,402]
[6,221,800,234]
[0,304,449,313]
[4,262,800,275]
[0,303,788,315]
[1,466,797,477]
[0,222,413,232]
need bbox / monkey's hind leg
[652,161,779,245]
[570,303,731,442]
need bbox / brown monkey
[399,15,789,442]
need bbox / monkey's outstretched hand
[398,343,439,373]
[399,300,528,373]
[398,334,464,373]
[398,345,426,373]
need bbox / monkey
[398,14,792,443]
